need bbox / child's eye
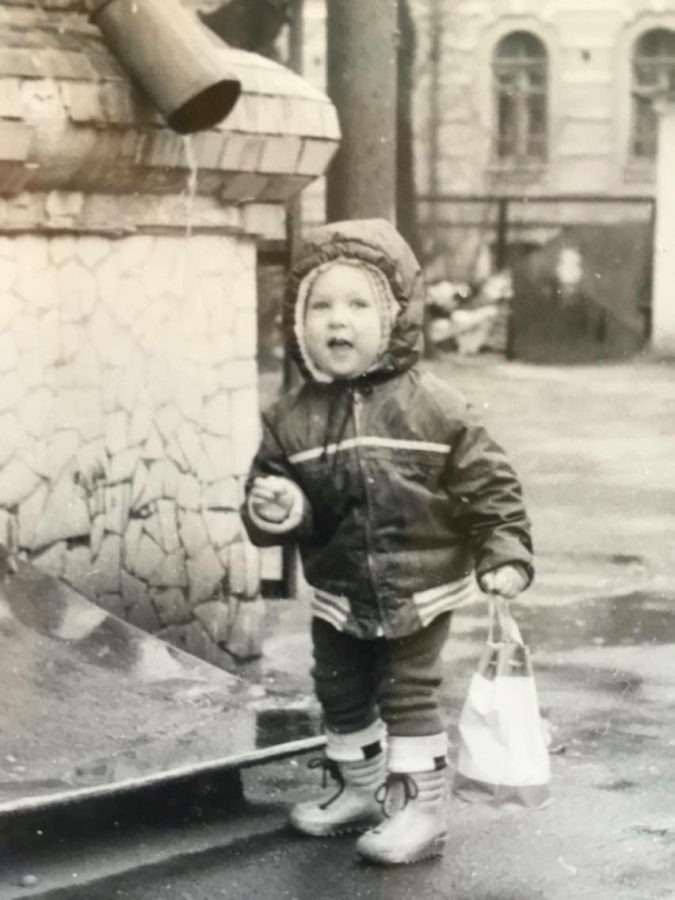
[308,299,330,311]
[350,298,371,309]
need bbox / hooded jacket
[242,219,533,639]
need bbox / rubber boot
[288,752,387,837]
[356,767,448,864]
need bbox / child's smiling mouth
[327,337,354,349]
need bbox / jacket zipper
[351,386,386,633]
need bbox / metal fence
[417,193,656,278]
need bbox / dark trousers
[311,612,452,738]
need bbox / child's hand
[479,564,528,600]
[249,476,295,524]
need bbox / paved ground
[241,354,675,899]
[4,354,675,899]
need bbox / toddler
[242,219,533,865]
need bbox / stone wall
[0,225,265,667]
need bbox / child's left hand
[479,564,528,600]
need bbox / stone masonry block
[128,402,154,447]
[0,333,18,373]
[57,388,103,441]
[105,483,131,534]
[56,260,98,323]
[204,392,230,437]
[31,541,67,578]
[62,545,95,598]
[228,541,246,597]
[39,310,61,367]
[18,484,48,549]
[109,447,141,484]
[150,587,190,626]
[90,512,105,558]
[194,599,232,645]
[243,539,260,599]
[19,387,54,440]
[126,532,164,581]
[123,519,142,568]
[104,410,129,456]
[226,597,265,661]
[0,372,24,414]
[45,430,81,481]
[126,589,161,633]
[179,511,209,558]
[177,472,201,511]
[132,462,164,508]
[76,236,110,270]
[234,309,257,360]
[202,477,239,511]
[59,344,99,390]
[150,548,188,588]
[0,411,28,468]
[141,428,164,461]
[17,236,49,275]
[156,499,180,553]
[95,534,122,594]
[16,350,45,390]
[204,511,241,550]
[230,387,261,475]
[216,360,255,392]
[176,379,204,427]
[0,459,42,510]
[201,434,233,483]
[181,621,223,666]
[26,440,49,479]
[165,434,190,473]
[187,543,224,607]
[14,269,56,311]
[156,405,182,442]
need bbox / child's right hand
[249,476,295,523]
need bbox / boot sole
[356,833,447,865]
[289,815,382,838]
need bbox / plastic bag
[453,596,551,808]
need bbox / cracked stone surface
[0,232,263,666]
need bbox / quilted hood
[283,218,425,382]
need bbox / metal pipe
[86,0,241,134]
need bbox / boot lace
[374,772,419,818]
[308,757,345,809]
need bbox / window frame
[631,27,675,160]
[492,30,549,165]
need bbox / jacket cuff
[246,480,306,535]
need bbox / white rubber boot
[289,721,387,837]
[356,734,448,865]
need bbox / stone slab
[0,557,323,818]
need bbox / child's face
[304,264,383,380]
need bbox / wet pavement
[238,356,675,899]
[3,356,675,898]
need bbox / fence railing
[417,193,656,271]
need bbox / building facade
[412,0,675,199]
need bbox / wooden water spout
[86,0,241,134]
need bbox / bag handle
[487,594,524,646]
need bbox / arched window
[632,28,675,158]
[493,31,548,162]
